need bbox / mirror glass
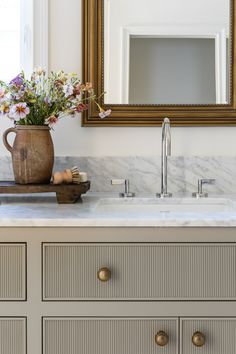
[104,0,230,105]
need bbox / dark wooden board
[0,181,90,204]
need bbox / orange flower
[85,82,93,90]
[0,103,10,114]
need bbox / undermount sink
[94,198,236,214]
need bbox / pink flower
[76,103,88,112]
[74,84,81,96]
[99,108,111,119]
[54,79,64,88]
[9,102,30,121]
[46,115,59,126]
[0,87,5,101]
[80,82,93,92]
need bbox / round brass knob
[192,331,206,347]
[155,331,169,346]
[97,267,111,282]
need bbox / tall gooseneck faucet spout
[157,117,172,198]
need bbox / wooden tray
[0,181,90,204]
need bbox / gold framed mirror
[82,0,236,126]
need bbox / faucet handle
[111,179,135,198]
[192,178,216,198]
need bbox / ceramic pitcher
[3,125,54,184]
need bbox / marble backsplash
[0,156,236,195]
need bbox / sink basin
[94,198,236,214]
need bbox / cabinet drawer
[181,318,236,354]
[0,318,26,354]
[0,244,26,300]
[43,243,236,300]
[43,317,178,354]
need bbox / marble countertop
[0,192,236,227]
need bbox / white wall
[0,0,235,157]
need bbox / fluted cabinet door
[43,243,236,300]
[0,244,26,300]
[0,318,26,354]
[43,318,178,354]
[181,318,236,354]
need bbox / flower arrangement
[0,68,111,126]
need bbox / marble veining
[0,156,236,195]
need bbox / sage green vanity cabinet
[43,318,178,354]
[0,227,236,354]
[0,318,26,354]
[0,243,26,301]
[43,243,236,301]
[181,318,236,354]
[43,317,236,354]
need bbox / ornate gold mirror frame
[82,0,236,126]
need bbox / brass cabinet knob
[192,331,206,347]
[155,331,169,346]
[97,267,111,282]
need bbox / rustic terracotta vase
[3,125,54,184]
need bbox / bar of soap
[79,172,88,182]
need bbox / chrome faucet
[192,178,216,198]
[111,179,135,198]
[157,117,172,198]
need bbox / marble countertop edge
[0,193,236,227]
